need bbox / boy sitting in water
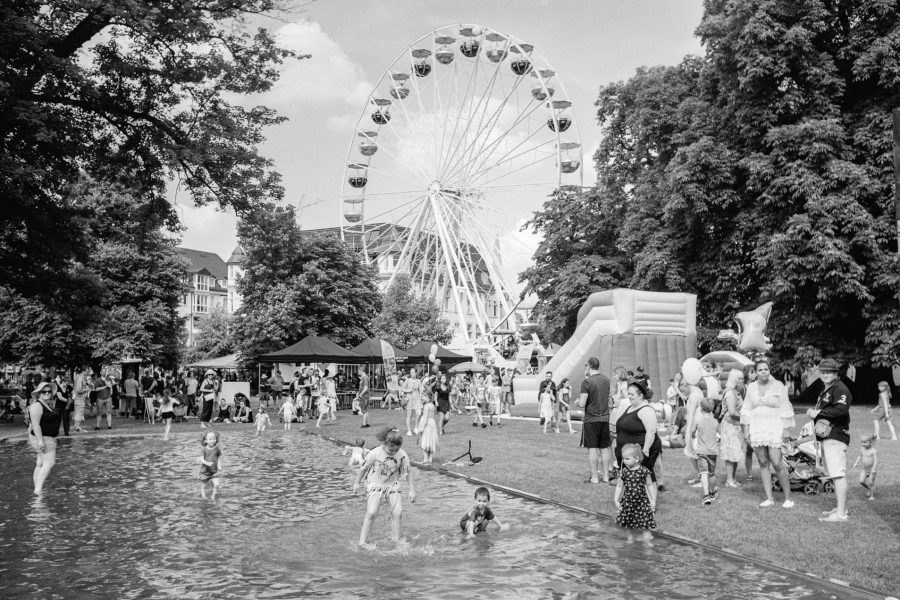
[460,486,508,538]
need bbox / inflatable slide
[512,288,697,414]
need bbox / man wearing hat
[807,358,851,522]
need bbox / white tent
[187,353,241,370]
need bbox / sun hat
[627,377,652,400]
[205,369,216,376]
[818,358,841,373]
[34,382,53,394]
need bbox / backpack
[712,392,726,422]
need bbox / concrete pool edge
[314,430,892,600]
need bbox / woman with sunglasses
[28,381,62,494]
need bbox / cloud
[264,20,372,108]
[175,202,239,261]
[498,218,541,295]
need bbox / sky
[177,0,705,289]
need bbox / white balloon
[430,344,438,355]
[682,357,704,385]
[428,352,436,363]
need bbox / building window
[195,275,209,291]
[194,294,209,313]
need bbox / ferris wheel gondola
[340,24,583,345]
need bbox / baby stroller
[772,435,834,495]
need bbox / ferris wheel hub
[428,180,443,196]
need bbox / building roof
[226,246,245,264]
[178,248,227,280]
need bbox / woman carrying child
[352,427,417,549]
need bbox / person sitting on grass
[460,486,508,538]
[853,433,878,500]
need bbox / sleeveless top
[31,400,62,438]
[616,404,661,449]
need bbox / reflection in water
[0,433,859,599]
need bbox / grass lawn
[3,403,898,595]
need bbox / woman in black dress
[615,379,662,487]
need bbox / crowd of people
[8,354,894,551]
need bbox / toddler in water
[614,443,657,545]
[853,434,878,500]
[460,486,507,538]
[281,397,297,430]
[352,427,417,549]
[343,438,368,467]
[198,431,222,500]
[256,406,271,435]
[157,387,179,441]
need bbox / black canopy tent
[403,341,471,366]
[349,338,412,364]
[257,335,368,364]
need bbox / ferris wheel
[340,24,583,344]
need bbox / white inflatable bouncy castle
[512,288,697,414]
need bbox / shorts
[359,395,370,412]
[199,468,219,483]
[460,519,489,533]
[821,439,847,478]
[96,397,112,413]
[580,421,611,449]
[697,454,718,475]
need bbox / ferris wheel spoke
[443,98,548,186]
[390,70,438,181]
[404,52,442,177]
[438,58,506,184]
[361,194,427,226]
[438,66,531,184]
[439,52,495,185]
[361,161,428,189]
[376,111,438,184]
[449,132,556,189]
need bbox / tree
[371,273,454,349]
[1,0,303,298]
[525,1,900,366]
[232,206,382,359]
[191,306,236,360]
[0,179,187,367]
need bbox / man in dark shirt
[576,356,612,484]
[808,358,852,522]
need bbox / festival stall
[403,341,470,367]
[187,353,250,401]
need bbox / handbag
[813,419,832,438]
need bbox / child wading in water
[199,431,222,500]
[614,443,657,545]
[872,381,897,441]
[281,397,296,430]
[157,387,179,441]
[256,406,271,435]
[460,486,508,538]
[352,427,416,549]
[418,397,439,464]
[853,433,878,500]
[343,438,369,467]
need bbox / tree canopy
[1,0,304,366]
[523,0,900,367]
[233,206,382,359]
[0,180,186,367]
[371,273,454,350]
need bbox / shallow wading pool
[0,432,873,599]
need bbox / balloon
[428,352,436,363]
[430,344,438,356]
[681,358,704,386]
[434,358,441,367]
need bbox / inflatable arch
[512,288,696,413]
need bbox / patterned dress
[616,465,657,530]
